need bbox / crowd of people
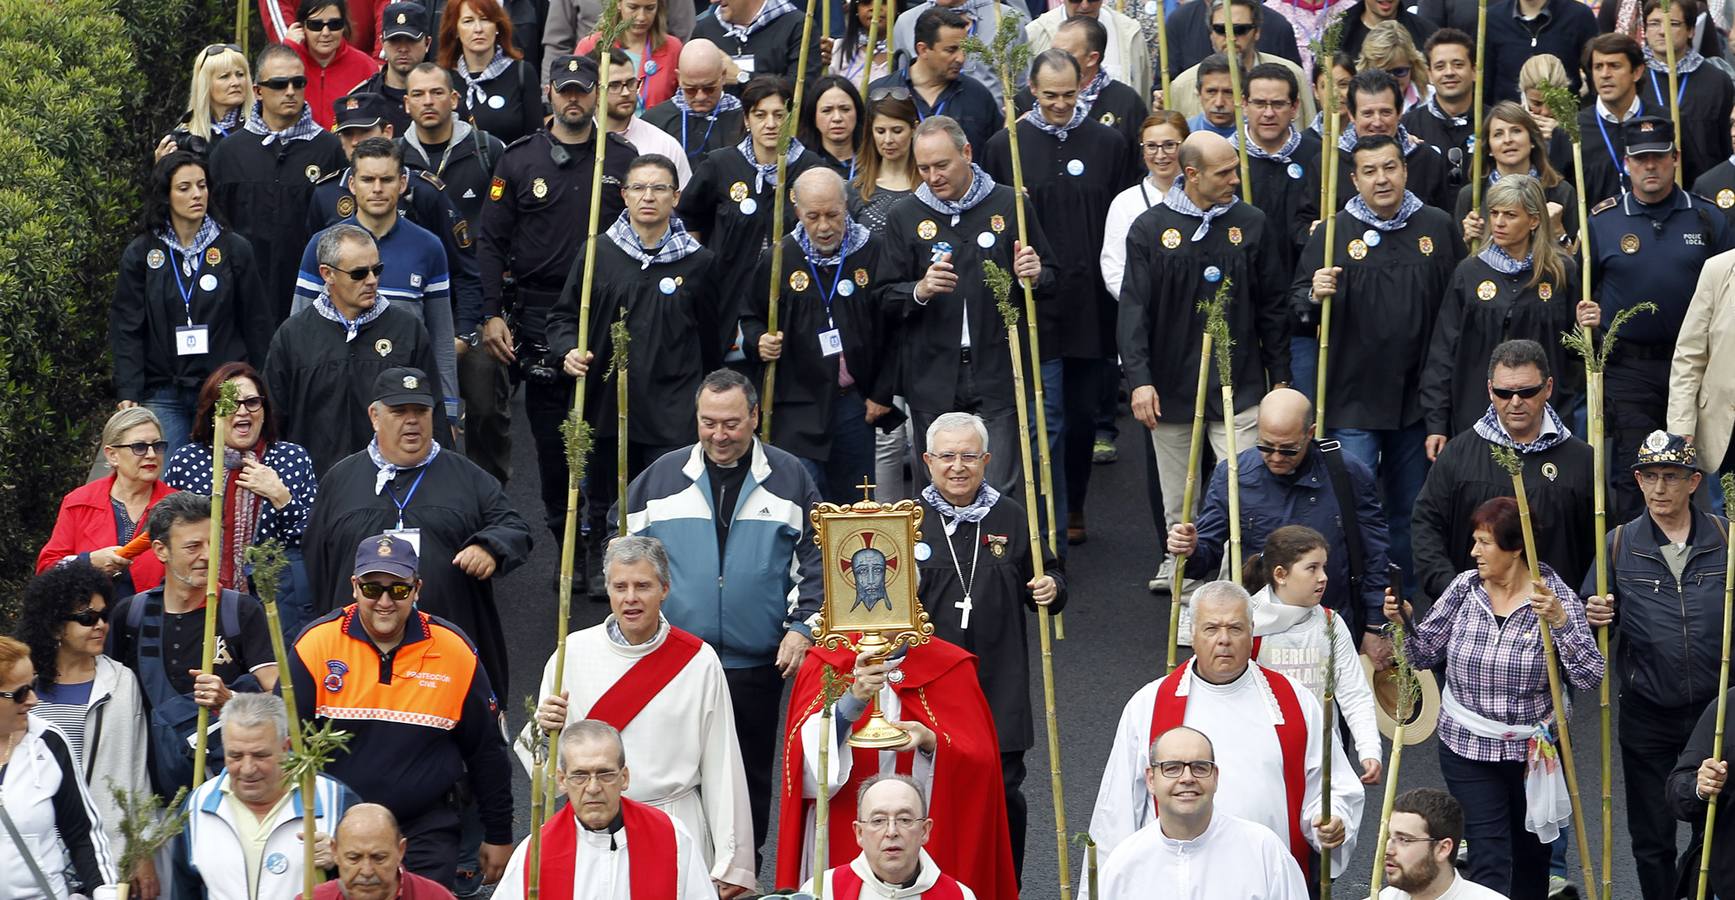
[8,0,1735,895]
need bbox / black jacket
[641,99,745,164]
[208,128,348,322]
[1403,99,1474,196]
[691,6,825,87]
[1484,0,1599,102]
[458,58,543,146]
[399,118,507,224]
[1692,157,1735,223]
[1337,4,1438,61]
[1667,687,1735,900]
[110,229,274,401]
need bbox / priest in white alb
[1099,725,1309,900]
[495,720,715,899]
[1083,581,1364,895]
[515,535,756,896]
[805,773,980,899]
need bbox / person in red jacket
[284,0,383,128]
[35,408,177,597]
[263,0,386,58]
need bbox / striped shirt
[1404,565,1605,762]
[31,681,93,768]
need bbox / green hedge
[0,0,242,622]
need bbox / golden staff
[1695,474,1735,900]
[192,379,239,789]
[1367,613,1420,897]
[1491,444,1597,892]
[1661,0,1684,186]
[1470,0,1488,224]
[611,312,630,537]
[759,0,821,443]
[1166,323,1213,672]
[1320,606,1338,900]
[985,259,1071,900]
[1203,288,1241,578]
[1310,14,1345,420]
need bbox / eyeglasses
[331,262,386,281]
[357,581,416,601]
[0,683,35,704]
[1385,66,1412,79]
[1637,470,1693,486]
[1212,22,1256,36]
[233,396,266,412]
[624,182,676,195]
[1246,98,1292,111]
[860,815,926,832]
[1387,833,1446,847]
[869,85,913,102]
[1141,140,1181,154]
[606,79,642,94]
[111,440,170,457]
[304,16,346,30]
[1490,383,1545,400]
[258,75,309,91]
[63,607,112,627]
[1255,444,1302,457]
[928,450,985,465]
[1149,759,1217,778]
[563,769,623,787]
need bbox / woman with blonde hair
[1357,20,1430,111]
[1457,102,1579,245]
[154,43,252,161]
[1421,174,1595,445]
[35,407,179,597]
[1516,53,1577,176]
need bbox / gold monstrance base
[848,631,911,749]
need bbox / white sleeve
[1081,686,1155,897]
[1267,828,1312,900]
[675,818,720,900]
[492,838,531,900]
[1298,687,1365,878]
[800,703,856,798]
[1329,612,1384,765]
[1100,189,1137,300]
[699,660,758,890]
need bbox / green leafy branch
[243,539,289,604]
[963,11,1029,84]
[561,412,594,479]
[595,0,628,49]
[1561,301,1656,372]
[283,720,354,785]
[984,260,1018,329]
[1490,443,1522,477]
[819,664,850,708]
[113,786,189,877]
[1385,619,1421,721]
[517,694,549,766]
[1536,81,1582,144]
[1322,608,1338,697]
[1198,279,1234,383]
[1723,473,1735,513]
[606,311,630,381]
[214,378,240,418]
[1306,12,1347,64]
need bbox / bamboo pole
[1203,293,1241,578]
[1320,606,1337,900]
[236,0,249,57]
[1222,40,1252,202]
[856,0,884,99]
[1367,617,1417,898]
[1155,0,1171,109]
[1661,0,1684,187]
[1470,0,1488,223]
[1492,445,1598,893]
[240,541,311,893]
[1166,333,1213,672]
[613,313,630,537]
[1087,838,1099,898]
[1695,474,1735,900]
[192,381,239,790]
[284,722,352,900]
[523,697,548,900]
[816,694,832,900]
[759,0,821,443]
[985,259,1071,900]
[1312,17,1344,421]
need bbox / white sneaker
[1148,556,1176,593]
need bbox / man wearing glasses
[594,47,694,186]
[289,532,516,888]
[1168,0,1312,126]
[209,42,347,324]
[804,775,981,898]
[1376,789,1506,899]
[641,40,747,164]
[1237,63,1318,278]
[1582,432,1729,900]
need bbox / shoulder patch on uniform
[1591,197,1619,215]
[489,177,506,202]
[503,132,540,151]
[314,169,344,185]
[415,169,446,190]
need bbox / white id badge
[176,325,210,356]
[385,527,422,555]
[733,53,756,79]
[818,329,844,357]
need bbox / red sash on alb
[585,627,704,731]
[528,796,677,899]
[1149,661,1311,874]
[831,862,968,900]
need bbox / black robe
[207,129,348,323]
[1116,201,1292,420]
[917,493,1067,754]
[1642,62,1735,189]
[1335,138,1456,212]
[545,239,723,448]
[691,7,825,87]
[641,100,746,164]
[1692,157,1735,223]
[303,447,533,696]
[1245,141,1323,275]
[741,233,897,460]
[879,185,1057,414]
[1014,80,1150,178]
[1290,206,1459,431]
[1420,254,1584,438]
[1454,177,1582,245]
[981,119,1128,360]
[1402,100,1475,196]
[262,304,449,476]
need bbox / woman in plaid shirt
[1383,496,1604,900]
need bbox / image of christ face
[851,547,890,611]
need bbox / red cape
[774,637,1016,899]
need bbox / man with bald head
[1084,583,1363,895]
[1118,132,1294,592]
[1167,388,1393,644]
[805,774,982,898]
[642,40,746,164]
[306,804,455,899]
[743,167,895,501]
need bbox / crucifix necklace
[943,517,983,629]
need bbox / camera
[170,129,210,157]
[513,338,559,384]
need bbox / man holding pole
[1331,69,1454,212]
[1667,685,1734,899]
[1581,432,1729,900]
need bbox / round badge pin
[1288,162,1304,180]
[914,541,931,561]
[740,198,758,215]
[1363,229,1381,247]
[147,249,165,269]
[838,279,855,296]
[977,231,996,248]
[1203,265,1222,283]
[487,94,505,109]
[1066,158,1085,176]
[659,276,677,294]
[645,60,659,76]
[199,274,218,292]
[1143,0,1158,12]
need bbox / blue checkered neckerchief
[1474,403,1571,453]
[922,481,1001,528]
[1478,242,1532,275]
[1164,176,1237,241]
[1078,70,1111,112]
[1022,104,1088,141]
[720,0,796,40]
[159,216,222,274]
[367,436,442,495]
[916,164,997,219]
[244,101,323,146]
[1645,46,1705,73]
[1488,167,1539,183]
[1236,125,1302,163]
[794,220,871,266]
[605,211,703,268]
[672,89,743,116]
[737,134,807,193]
[1338,124,1421,157]
[213,106,242,135]
[1345,191,1424,232]
[313,288,391,342]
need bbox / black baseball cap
[354,533,419,578]
[380,1,428,39]
[1632,430,1697,472]
[373,367,436,407]
[333,92,393,132]
[549,54,598,92]
[1623,116,1676,156]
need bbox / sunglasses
[110,440,170,457]
[1491,383,1545,400]
[358,581,416,601]
[1213,22,1256,36]
[259,75,309,91]
[331,262,386,281]
[0,683,34,704]
[1386,66,1412,79]
[304,15,346,30]
[869,85,913,102]
[201,42,243,60]
[63,607,112,627]
[1255,444,1302,457]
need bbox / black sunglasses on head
[1491,384,1545,400]
[259,75,309,91]
[201,42,243,60]
[63,606,112,627]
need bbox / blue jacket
[625,440,824,668]
[1185,443,1392,629]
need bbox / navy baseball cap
[549,54,598,91]
[333,92,393,132]
[354,533,419,578]
[373,367,435,408]
[1632,430,1697,471]
[380,1,428,39]
[1623,116,1675,156]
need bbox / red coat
[574,33,683,109]
[261,0,387,59]
[35,475,176,592]
[292,41,382,128]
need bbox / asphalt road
[483,398,1662,900]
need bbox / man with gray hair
[913,410,1063,877]
[744,166,898,501]
[519,534,755,895]
[175,692,361,899]
[804,773,981,898]
[1084,580,1362,894]
[263,223,447,475]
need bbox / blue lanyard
[384,464,429,529]
[639,40,654,109]
[1649,68,1690,107]
[1595,114,1628,179]
[806,246,852,329]
[906,73,951,121]
[167,245,199,325]
[680,110,718,158]
[847,156,858,181]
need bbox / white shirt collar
[1597,94,1642,123]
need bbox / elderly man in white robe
[518,535,755,897]
[805,774,980,899]
[1100,725,1309,900]
[1083,581,1364,895]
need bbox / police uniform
[1691,155,1735,224]
[1586,116,1734,519]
